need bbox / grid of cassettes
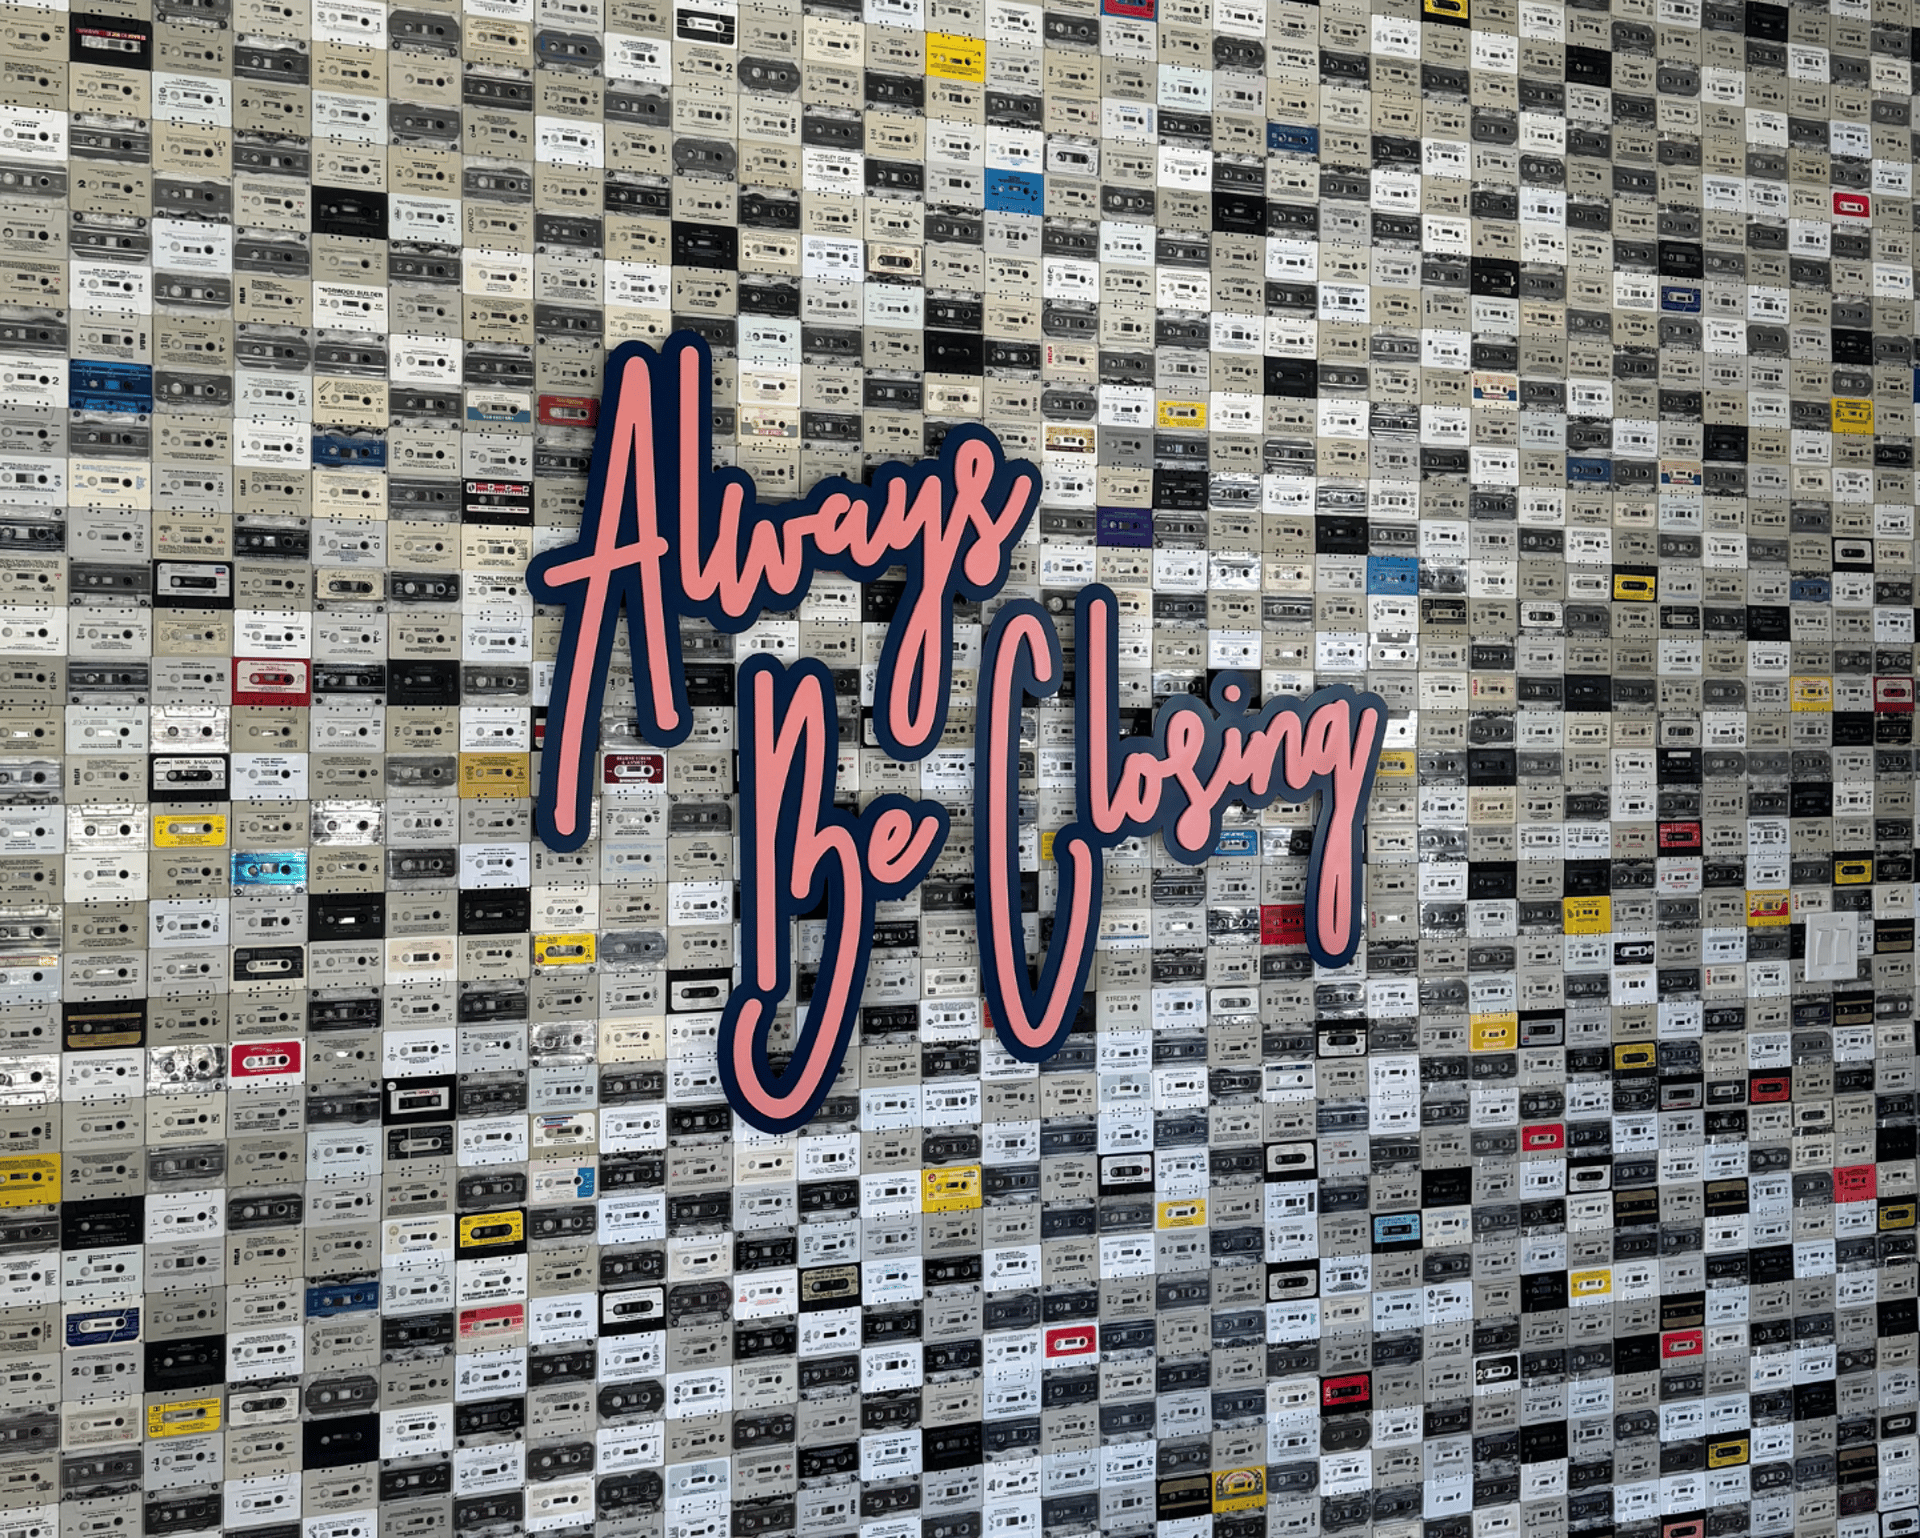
[6,0,1920,1533]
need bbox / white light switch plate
[1803,910,1860,982]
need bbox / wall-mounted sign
[532,334,1390,1132]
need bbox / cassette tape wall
[10,0,1920,1529]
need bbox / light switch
[1802,910,1861,983]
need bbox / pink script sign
[530,334,1389,1132]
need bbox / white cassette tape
[70,262,151,315]
[152,219,234,273]
[0,109,64,161]
[457,1115,529,1166]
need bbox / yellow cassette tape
[1790,676,1833,711]
[459,1210,525,1249]
[154,814,228,848]
[1831,397,1874,434]
[1746,890,1790,926]
[1470,1013,1517,1051]
[921,1165,982,1213]
[1212,1470,1266,1515]
[1156,400,1207,430]
[1157,1198,1207,1230]
[1567,1269,1612,1299]
[459,753,530,799]
[925,33,985,79]
[1562,896,1611,934]
[147,1397,221,1439]
[533,933,595,967]
[0,1156,57,1208]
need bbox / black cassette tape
[303,1413,381,1469]
[143,1493,221,1535]
[388,660,461,706]
[312,663,387,698]
[233,945,304,984]
[313,188,389,240]
[530,1347,595,1385]
[458,889,530,935]
[457,1171,527,1209]
[70,12,153,66]
[596,1475,660,1515]
[151,1145,225,1186]
[383,1312,456,1353]
[309,892,386,943]
[389,848,457,883]
[63,999,145,1051]
[228,1191,302,1230]
[456,986,526,1025]
[61,1195,143,1250]
[456,1078,526,1117]
[148,754,228,801]
[144,1334,225,1392]
[453,1492,524,1530]
[64,1449,141,1497]
[599,1153,663,1192]
[527,1206,593,1241]
[380,1463,453,1503]
[455,1397,526,1438]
